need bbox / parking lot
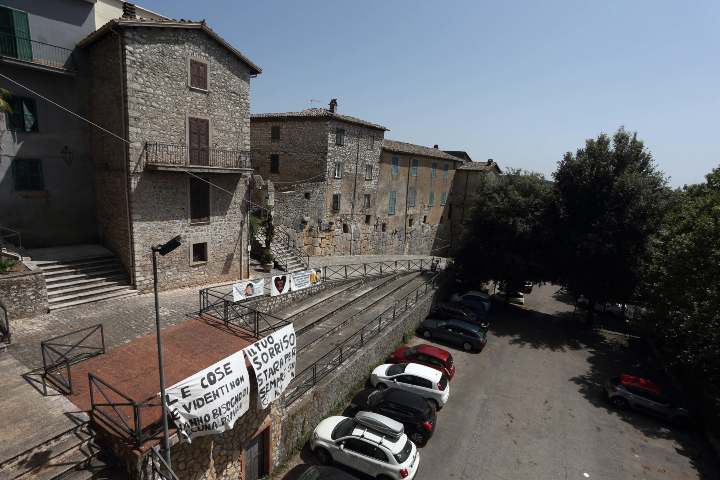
[283,283,719,480]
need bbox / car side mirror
[339,443,345,450]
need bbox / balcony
[0,32,76,73]
[143,142,253,174]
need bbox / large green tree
[454,169,555,292]
[553,128,670,310]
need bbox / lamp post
[151,234,182,467]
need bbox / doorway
[245,428,268,480]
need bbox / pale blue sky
[142,0,719,186]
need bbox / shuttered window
[440,191,447,206]
[189,177,210,223]
[0,6,32,61]
[408,189,416,207]
[411,159,418,177]
[5,95,38,132]
[431,162,438,178]
[271,126,280,141]
[388,191,396,215]
[429,191,435,207]
[13,158,43,191]
[189,59,208,90]
[391,156,399,176]
[332,193,341,211]
[270,154,279,173]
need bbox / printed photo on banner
[243,323,296,409]
[164,350,251,443]
[289,268,322,291]
[270,274,290,296]
[232,278,264,302]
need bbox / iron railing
[284,274,439,405]
[145,447,180,480]
[41,324,105,394]
[0,32,76,71]
[272,226,309,272]
[88,373,163,447]
[144,142,251,170]
[0,226,22,250]
[0,303,9,345]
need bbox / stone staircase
[255,226,308,273]
[0,422,123,480]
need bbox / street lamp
[151,234,182,467]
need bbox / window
[367,135,375,150]
[192,242,208,263]
[304,192,311,200]
[271,126,280,141]
[334,162,343,179]
[342,223,349,234]
[381,223,387,232]
[365,214,371,224]
[270,154,279,173]
[411,159,418,177]
[423,215,427,224]
[440,191,447,206]
[4,95,38,132]
[408,189,416,208]
[443,163,449,179]
[335,128,345,146]
[431,162,437,178]
[365,164,373,180]
[13,158,43,191]
[408,217,414,227]
[332,193,341,211]
[189,177,210,223]
[344,439,387,462]
[188,117,210,165]
[428,191,435,207]
[189,59,208,90]
[363,193,371,209]
[0,7,32,61]
[391,156,399,176]
[388,191,396,215]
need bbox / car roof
[463,290,490,299]
[350,424,405,453]
[414,343,450,361]
[447,318,482,331]
[379,388,431,411]
[405,362,442,381]
[620,374,662,395]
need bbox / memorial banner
[232,279,265,302]
[244,324,296,409]
[270,274,290,296]
[289,269,322,291]
[165,351,251,442]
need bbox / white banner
[165,351,251,443]
[232,279,265,302]
[290,269,322,291]
[271,274,290,296]
[244,324,296,409]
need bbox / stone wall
[0,265,48,320]
[274,281,437,462]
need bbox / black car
[297,465,358,480]
[365,388,437,445]
[420,318,487,351]
[430,303,488,329]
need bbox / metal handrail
[0,32,76,71]
[146,447,180,480]
[41,324,105,394]
[273,226,309,271]
[0,226,22,250]
[144,142,251,170]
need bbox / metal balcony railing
[144,142,252,170]
[0,32,76,71]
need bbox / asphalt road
[282,284,719,480]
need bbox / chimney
[433,144,438,149]
[122,2,137,18]
[487,158,494,165]
[328,98,338,113]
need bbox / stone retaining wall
[0,265,48,320]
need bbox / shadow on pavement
[490,287,720,479]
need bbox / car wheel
[423,329,432,339]
[315,447,332,465]
[409,431,426,445]
[463,342,473,352]
[611,396,629,410]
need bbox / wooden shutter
[189,60,207,90]
[189,177,210,223]
[188,117,209,165]
[12,9,31,61]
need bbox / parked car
[605,374,691,425]
[297,465,358,480]
[494,285,525,305]
[366,388,438,445]
[450,290,492,314]
[389,343,455,380]
[522,281,533,294]
[430,302,488,330]
[311,411,420,479]
[420,318,487,352]
[371,362,450,409]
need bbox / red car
[389,344,456,380]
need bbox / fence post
[393,304,396,320]
[223,300,229,325]
[395,260,397,272]
[364,263,367,276]
[88,375,95,411]
[339,346,343,364]
[380,263,383,274]
[344,265,348,279]
[313,364,317,385]
[134,404,142,446]
[100,324,106,354]
[360,328,364,346]
[254,312,259,337]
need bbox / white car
[310,411,420,480]
[371,363,450,409]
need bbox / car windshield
[387,364,407,376]
[331,418,355,440]
[394,439,413,463]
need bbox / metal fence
[283,274,438,405]
[0,32,76,71]
[144,142,252,170]
[145,447,180,480]
[88,373,162,447]
[273,226,309,271]
[41,324,105,394]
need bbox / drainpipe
[349,127,361,256]
[403,155,411,253]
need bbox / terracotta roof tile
[382,139,463,162]
[251,108,387,131]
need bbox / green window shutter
[11,9,32,61]
[429,191,435,207]
[0,7,17,57]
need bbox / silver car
[605,375,690,425]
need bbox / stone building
[250,101,388,256]
[79,17,261,292]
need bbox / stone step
[48,284,135,304]
[43,268,127,284]
[49,289,138,311]
[46,274,128,291]
[35,257,117,272]
[16,440,101,480]
[42,263,123,279]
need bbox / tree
[553,128,670,312]
[0,88,10,114]
[640,167,720,419]
[453,169,555,293]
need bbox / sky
[142,0,720,187]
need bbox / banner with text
[270,274,290,296]
[165,351,251,443]
[244,323,296,409]
[232,279,265,302]
[289,269,322,292]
